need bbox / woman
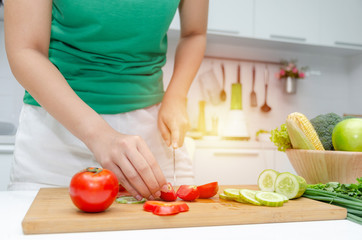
[3,0,208,201]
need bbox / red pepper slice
[160,182,177,202]
[176,185,200,201]
[143,201,189,216]
[197,182,219,199]
[152,205,180,216]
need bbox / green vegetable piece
[310,112,343,150]
[270,124,292,152]
[275,172,307,199]
[116,196,146,204]
[255,192,284,207]
[223,188,241,200]
[285,118,316,150]
[258,169,279,192]
[239,189,262,206]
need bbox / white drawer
[193,148,297,185]
[194,148,264,185]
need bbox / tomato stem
[86,167,102,174]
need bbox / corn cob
[286,112,325,151]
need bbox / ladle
[261,65,271,112]
[220,63,227,101]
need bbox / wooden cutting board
[22,186,347,234]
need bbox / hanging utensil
[220,63,227,102]
[250,65,257,107]
[199,68,221,105]
[230,64,242,110]
[261,65,271,112]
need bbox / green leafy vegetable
[303,178,362,224]
[270,123,292,152]
[307,178,362,200]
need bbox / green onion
[303,187,362,225]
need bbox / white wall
[164,34,362,140]
[0,22,24,127]
[348,54,362,114]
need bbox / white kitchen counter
[1,190,361,240]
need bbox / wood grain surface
[22,186,347,235]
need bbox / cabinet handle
[0,145,15,154]
[213,149,260,157]
[207,28,240,35]
[270,34,306,42]
[334,41,362,48]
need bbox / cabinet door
[208,0,253,37]
[254,0,319,44]
[193,148,264,185]
[319,0,362,49]
[0,146,14,191]
[170,0,254,38]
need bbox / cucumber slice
[277,193,289,203]
[219,193,234,201]
[221,191,247,203]
[239,189,261,206]
[223,189,241,200]
[258,169,279,192]
[274,172,307,199]
[255,192,284,207]
[116,196,146,204]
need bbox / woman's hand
[158,93,190,148]
[86,126,168,201]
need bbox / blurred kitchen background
[1,0,362,189]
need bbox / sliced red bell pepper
[176,185,200,201]
[143,201,189,216]
[197,182,219,199]
[160,182,177,201]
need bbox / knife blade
[173,148,176,186]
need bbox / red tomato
[197,182,219,199]
[176,185,200,201]
[143,201,189,216]
[160,182,177,201]
[69,167,119,213]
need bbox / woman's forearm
[165,0,208,98]
[166,33,207,98]
[7,49,111,149]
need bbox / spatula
[250,65,257,107]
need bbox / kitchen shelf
[168,29,362,58]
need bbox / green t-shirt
[24,0,180,114]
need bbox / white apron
[8,104,194,190]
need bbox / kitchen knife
[173,148,176,185]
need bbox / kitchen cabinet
[192,140,298,185]
[0,144,14,191]
[168,0,362,56]
[194,148,264,185]
[170,0,254,38]
[192,141,297,185]
[254,0,320,44]
[319,0,362,49]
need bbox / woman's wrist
[77,114,116,153]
